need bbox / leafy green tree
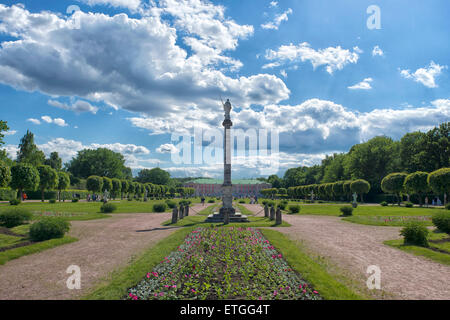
[57,171,70,202]
[16,130,45,166]
[332,181,345,198]
[10,163,40,200]
[404,172,429,206]
[417,123,449,172]
[0,161,11,187]
[86,176,103,194]
[0,120,9,146]
[428,168,450,205]
[267,175,282,188]
[44,152,62,171]
[67,148,130,179]
[136,168,171,185]
[121,179,129,199]
[350,179,371,203]
[322,153,348,183]
[381,173,408,206]
[111,178,121,200]
[102,177,113,192]
[37,165,58,202]
[400,132,426,173]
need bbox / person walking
[201,196,205,206]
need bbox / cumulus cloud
[40,115,68,127]
[27,118,41,125]
[264,42,360,74]
[156,143,179,154]
[261,8,292,30]
[78,0,142,11]
[400,61,447,88]
[269,2,278,8]
[348,77,373,90]
[48,99,99,114]
[0,3,288,119]
[372,45,384,57]
[3,130,17,136]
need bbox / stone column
[264,205,269,218]
[172,207,178,224]
[276,208,282,225]
[270,206,275,221]
[179,205,184,220]
[184,205,189,217]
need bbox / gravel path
[242,204,450,300]
[0,204,209,300]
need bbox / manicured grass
[162,215,291,227]
[0,233,24,249]
[235,203,255,216]
[195,205,219,216]
[0,236,78,265]
[384,231,450,266]
[261,229,363,300]
[84,227,194,300]
[342,215,433,227]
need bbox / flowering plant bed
[127,227,321,300]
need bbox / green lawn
[162,215,291,227]
[342,215,433,227]
[384,231,450,266]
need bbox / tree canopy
[136,168,171,185]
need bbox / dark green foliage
[29,218,71,241]
[136,168,171,185]
[400,222,429,247]
[49,199,56,204]
[10,163,40,197]
[9,198,21,205]
[165,200,176,209]
[16,130,45,166]
[100,203,117,213]
[380,201,388,207]
[179,200,192,206]
[0,208,32,228]
[37,165,58,201]
[86,175,103,193]
[0,161,11,187]
[288,205,300,214]
[239,200,246,203]
[446,203,450,210]
[428,168,450,196]
[404,202,413,208]
[208,199,215,203]
[44,152,62,171]
[340,206,354,216]
[432,212,450,234]
[153,203,167,213]
[72,198,79,203]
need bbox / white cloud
[156,143,179,154]
[48,99,99,114]
[3,130,17,136]
[41,116,52,123]
[348,77,373,90]
[79,0,141,11]
[400,61,447,88]
[27,118,41,125]
[40,115,68,127]
[280,70,287,78]
[3,145,18,159]
[269,1,278,8]
[261,8,292,30]
[372,45,384,57]
[264,42,360,74]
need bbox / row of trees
[381,168,450,206]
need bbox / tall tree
[10,163,40,200]
[57,171,70,202]
[417,122,449,172]
[44,152,62,171]
[136,168,171,185]
[400,131,426,173]
[0,120,9,146]
[0,161,11,187]
[37,165,58,202]
[16,130,45,166]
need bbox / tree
[404,172,429,206]
[57,171,70,202]
[16,130,45,166]
[381,173,408,206]
[86,176,103,194]
[10,163,40,200]
[37,165,58,202]
[136,168,171,185]
[44,152,62,171]
[267,175,282,189]
[332,181,345,198]
[417,123,449,172]
[350,179,371,203]
[0,120,9,146]
[102,177,113,192]
[428,168,450,205]
[400,132,426,173]
[0,161,11,187]
[111,178,122,200]
[67,148,130,179]
[322,154,348,183]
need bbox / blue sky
[0,0,449,178]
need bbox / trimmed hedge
[288,205,300,214]
[153,203,167,213]
[340,206,354,216]
[432,212,450,234]
[29,218,71,242]
[0,208,33,228]
[400,222,429,247]
[21,189,90,200]
[0,188,17,201]
[100,203,117,213]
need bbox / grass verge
[342,215,432,227]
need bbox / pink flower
[313,291,318,294]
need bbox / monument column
[220,99,235,218]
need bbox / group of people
[424,197,443,207]
[86,194,106,202]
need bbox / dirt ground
[0,203,211,300]
[242,204,450,300]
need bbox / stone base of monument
[205,207,249,223]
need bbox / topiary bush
[380,201,388,207]
[72,198,79,203]
[49,199,56,204]
[239,200,246,204]
[153,202,167,213]
[404,202,413,208]
[0,208,33,228]
[445,203,450,210]
[9,198,21,206]
[165,200,176,209]
[208,199,215,203]
[100,203,117,213]
[340,206,354,216]
[288,205,300,214]
[400,222,429,247]
[179,200,191,207]
[432,212,450,234]
[29,217,71,242]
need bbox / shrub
[380,201,388,207]
[404,202,413,208]
[262,200,268,205]
[400,222,429,247]
[208,199,215,203]
[9,199,21,206]
[179,200,191,206]
[153,202,167,213]
[340,206,353,216]
[127,197,133,201]
[288,205,300,214]
[445,203,450,210]
[277,202,287,210]
[432,212,450,234]
[0,208,33,228]
[49,199,57,204]
[267,201,275,207]
[239,200,246,204]
[29,218,70,242]
[72,198,79,203]
[100,203,117,213]
[165,200,176,209]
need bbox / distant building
[184,179,271,197]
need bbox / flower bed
[127,227,321,300]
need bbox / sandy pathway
[0,204,209,300]
[242,204,450,300]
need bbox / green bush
[100,203,117,213]
[165,200,176,209]
[0,188,16,201]
[179,200,191,206]
[445,203,450,210]
[277,202,287,210]
[29,218,71,242]
[340,206,354,216]
[49,199,57,204]
[153,202,167,213]
[208,199,215,203]
[0,208,33,228]
[262,200,268,205]
[9,199,21,206]
[404,202,413,208]
[432,212,450,234]
[239,200,246,203]
[400,222,429,247]
[380,201,388,207]
[72,198,79,203]
[288,205,300,214]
